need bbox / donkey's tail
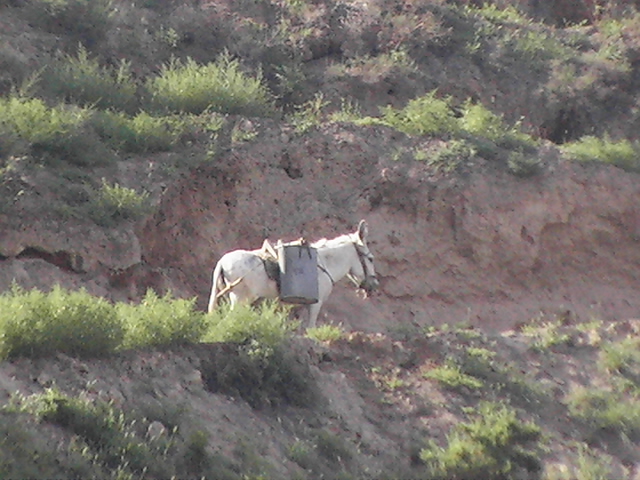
[207,260,225,313]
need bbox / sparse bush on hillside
[331,47,419,80]
[429,330,550,407]
[521,316,573,352]
[0,50,30,95]
[599,336,640,381]
[88,179,151,227]
[0,285,213,359]
[314,428,354,465]
[201,338,316,408]
[0,285,124,359]
[0,409,100,480]
[0,95,86,149]
[459,100,506,142]
[202,303,315,408]
[507,150,542,178]
[23,0,114,47]
[561,135,640,172]
[118,290,207,350]
[459,100,538,152]
[415,139,476,172]
[44,46,139,113]
[381,91,459,137]
[335,92,538,171]
[4,387,256,479]
[12,388,222,480]
[0,95,111,166]
[566,386,640,439]
[91,110,183,153]
[288,93,329,133]
[543,443,616,480]
[420,401,542,479]
[148,53,275,116]
[204,301,297,351]
[463,3,574,69]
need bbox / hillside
[1,0,640,479]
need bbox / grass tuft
[424,362,484,392]
[305,324,345,343]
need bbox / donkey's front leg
[306,302,322,329]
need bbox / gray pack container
[277,243,319,304]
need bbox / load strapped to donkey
[261,238,320,305]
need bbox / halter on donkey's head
[347,220,379,293]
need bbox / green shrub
[23,0,114,47]
[574,443,615,480]
[561,136,640,172]
[0,285,124,359]
[0,408,101,480]
[180,430,210,476]
[148,53,275,116]
[599,337,640,379]
[507,150,542,178]
[17,388,172,478]
[91,110,186,153]
[118,290,207,350]
[459,100,505,142]
[420,402,542,479]
[88,179,151,226]
[288,439,319,470]
[314,429,353,464]
[446,342,549,407]
[202,339,316,408]
[415,139,476,172]
[45,46,139,112]
[204,302,296,351]
[380,91,458,137]
[521,317,572,352]
[459,100,537,152]
[288,93,328,134]
[567,386,640,438]
[464,3,573,69]
[202,303,315,408]
[0,95,87,147]
[0,95,110,165]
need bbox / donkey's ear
[357,219,368,241]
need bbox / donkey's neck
[316,239,356,283]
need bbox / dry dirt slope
[1,313,639,478]
[2,121,640,478]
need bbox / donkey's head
[348,220,379,293]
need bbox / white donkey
[207,220,379,328]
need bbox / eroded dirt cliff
[2,121,640,333]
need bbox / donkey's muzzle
[360,276,379,293]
